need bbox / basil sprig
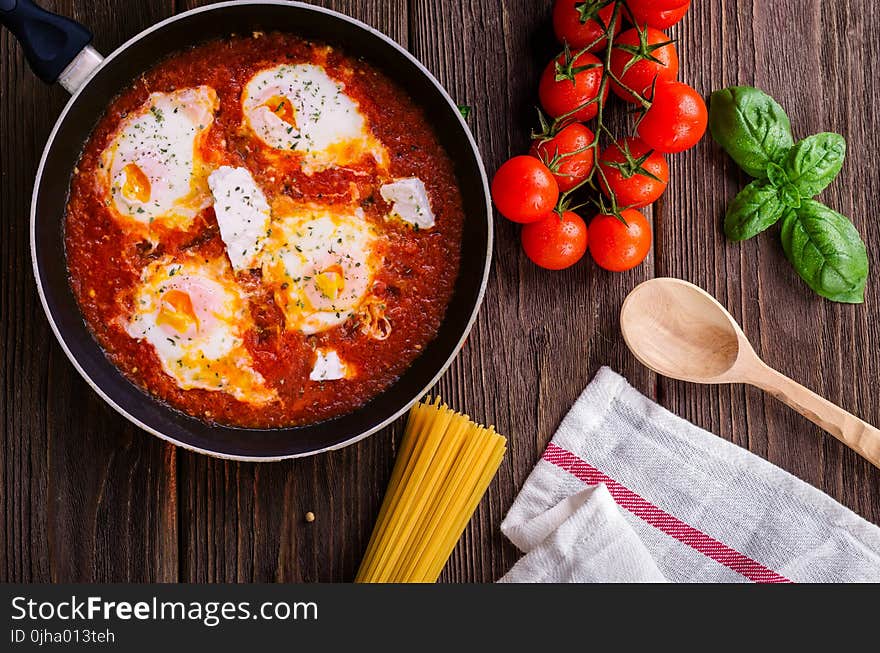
[709,86,867,304]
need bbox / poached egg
[125,255,276,404]
[260,203,383,334]
[241,64,387,173]
[99,86,218,232]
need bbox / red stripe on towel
[542,442,791,584]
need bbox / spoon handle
[749,365,880,469]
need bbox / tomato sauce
[64,34,463,428]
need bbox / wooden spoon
[620,277,880,468]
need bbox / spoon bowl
[619,277,880,468]
[620,278,751,383]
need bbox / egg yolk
[265,95,297,129]
[121,162,152,203]
[156,289,200,334]
[315,265,345,300]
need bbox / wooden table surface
[2,0,879,583]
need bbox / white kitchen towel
[500,367,880,583]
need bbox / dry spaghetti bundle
[356,398,507,583]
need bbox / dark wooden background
[2,0,879,583]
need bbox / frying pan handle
[0,0,92,85]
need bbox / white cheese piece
[379,177,436,229]
[309,349,348,381]
[208,166,271,271]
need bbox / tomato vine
[492,0,705,271]
[534,0,660,221]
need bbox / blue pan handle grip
[0,0,92,84]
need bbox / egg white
[241,64,387,173]
[125,256,276,404]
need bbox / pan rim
[29,0,493,462]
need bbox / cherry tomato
[588,209,652,271]
[598,137,669,208]
[637,80,707,153]
[530,123,596,192]
[552,0,621,52]
[539,51,608,122]
[521,211,589,270]
[491,156,559,223]
[629,0,690,11]
[628,0,691,29]
[609,27,678,104]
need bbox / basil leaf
[780,200,868,303]
[724,180,786,241]
[708,86,793,179]
[782,132,846,197]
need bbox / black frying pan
[2,0,492,460]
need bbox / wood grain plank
[658,0,880,522]
[1,0,180,582]
[0,21,55,585]
[172,0,409,583]
[3,0,879,586]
